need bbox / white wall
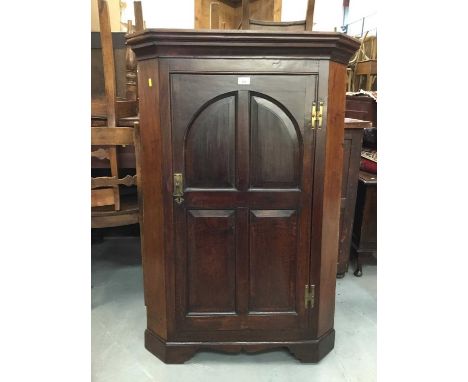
[346,0,377,36]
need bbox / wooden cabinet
[127,29,359,364]
[352,170,377,276]
[337,119,371,277]
[345,95,377,127]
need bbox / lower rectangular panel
[187,210,236,314]
[248,210,298,313]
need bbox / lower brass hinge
[305,284,315,309]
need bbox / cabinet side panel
[137,59,168,338]
[318,61,347,336]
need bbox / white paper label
[238,77,251,85]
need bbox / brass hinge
[305,284,315,309]
[311,101,324,129]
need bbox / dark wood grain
[346,96,377,127]
[145,328,335,364]
[187,210,236,314]
[337,118,372,276]
[171,70,315,333]
[352,171,377,254]
[317,61,347,337]
[250,96,300,188]
[185,95,236,188]
[128,29,359,363]
[126,29,360,65]
[249,210,297,313]
[336,126,364,276]
[136,59,168,338]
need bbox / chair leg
[353,251,363,277]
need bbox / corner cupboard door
[171,73,317,332]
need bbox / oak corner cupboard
[127,29,359,364]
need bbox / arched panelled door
[171,74,317,332]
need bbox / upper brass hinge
[305,284,315,309]
[311,101,324,129]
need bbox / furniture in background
[124,1,145,103]
[346,93,377,127]
[91,0,144,129]
[91,124,141,228]
[240,0,315,30]
[347,34,377,92]
[354,59,376,91]
[91,1,138,128]
[91,0,144,229]
[195,0,282,30]
[127,28,359,364]
[352,170,377,276]
[91,26,137,169]
[194,0,316,31]
[337,118,372,278]
[346,91,377,276]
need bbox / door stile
[297,74,317,330]
[309,61,330,335]
[236,90,250,192]
[236,91,250,327]
[236,206,249,328]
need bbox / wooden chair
[195,0,281,30]
[348,33,377,91]
[354,59,377,91]
[91,0,144,229]
[91,124,141,228]
[241,0,315,31]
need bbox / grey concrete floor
[92,237,376,382]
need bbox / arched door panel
[250,95,301,189]
[185,95,236,188]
